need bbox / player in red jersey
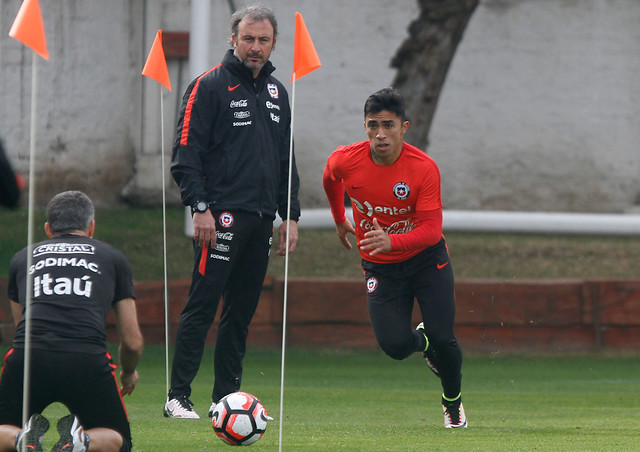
[323,88,467,428]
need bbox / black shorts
[0,348,132,450]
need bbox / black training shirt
[7,234,135,354]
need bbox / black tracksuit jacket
[171,49,300,221]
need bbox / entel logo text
[351,197,412,217]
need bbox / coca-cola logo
[359,218,415,235]
[216,231,234,241]
[230,99,248,108]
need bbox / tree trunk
[391,0,479,150]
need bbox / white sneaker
[164,395,200,419]
[208,401,217,418]
[442,399,467,428]
[51,415,90,451]
[16,413,49,452]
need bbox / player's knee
[379,339,413,360]
[429,335,459,353]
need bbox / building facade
[1,0,638,212]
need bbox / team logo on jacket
[267,83,279,99]
[393,182,410,200]
[366,277,378,293]
[219,212,234,228]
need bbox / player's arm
[322,163,355,250]
[358,218,389,255]
[171,79,217,248]
[192,210,217,248]
[113,297,143,396]
[9,299,22,325]
[277,220,299,256]
[388,209,443,250]
[360,210,443,256]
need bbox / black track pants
[363,239,463,399]
[169,211,273,402]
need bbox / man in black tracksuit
[164,5,301,419]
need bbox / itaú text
[33,273,93,298]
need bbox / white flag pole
[22,51,39,430]
[159,86,171,398]
[278,74,296,452]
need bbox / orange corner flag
[142,30,172,91]
[291,12,321,82]
[8,0,49,60]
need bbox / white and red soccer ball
[211,392,272,446]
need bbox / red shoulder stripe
[179,64,221,146]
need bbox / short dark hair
[46,191,94,235]
[364,88,406,122]
[230,5,278,40]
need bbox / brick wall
[2,277,639,351]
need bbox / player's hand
[359,218,391,256]
[119,370,139,396]
[335,220,356,250]
[277,220,298,256]
[193,211,216,248]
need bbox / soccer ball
[211,392,272,446]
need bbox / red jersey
[324,140,443,263]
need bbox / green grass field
[3,208,640,450]
[17,345,640,451]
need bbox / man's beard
[243,52,266,72]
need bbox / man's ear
[87,220,96,238]
[44,222,53,239]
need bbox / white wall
[1,0,638,212]
[0,0,145,206]
[429,0,640,212]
